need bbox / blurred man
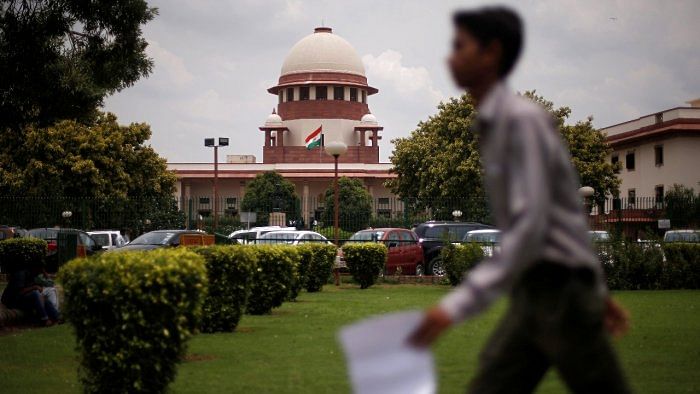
[409,7,631,393]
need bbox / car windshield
[28,228,58,239]
[130,232,177,245]
[424,225,479,241]
[589,232,611,242]
[257,232,297,244]
[664,232,699,243]
[465,232,500,243]
[349,231,385,241]
[91,234,110,247]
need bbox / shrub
[0,237,47,272]
[662,243,700,289]
[342,243,387,289]
[297,243,337,292]
[193,246,257,333]
[441,243,484,286]
[598,240,664,290]
[247,245,299,314]
[57,248,207,394]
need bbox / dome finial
[314,26,332,33]
[272,108,276,114]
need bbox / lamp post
[61,210,72,228]
[325,141,347,287]
[452,210,463,222]
[578,186,594,215]
[205,137,229,231]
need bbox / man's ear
[482,40,503,74]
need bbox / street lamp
[452,210,463,221]
[326,141,347,287]
[205,137,229,231]
[62,211,72,228]
[578,186,594,214]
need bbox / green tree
[388,91,620,218]
[664,184,699,229]
[0,0,157,134]
[323,177,373,232]
[241,172,299,225]
[0,112,182,231]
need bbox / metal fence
[0,194,696,240]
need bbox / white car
[589,230,612,243]
[228,226,296,244]
[88,230,127,250]
[663,230,700,243]
[256,230,331,245]
[463,229,501,257]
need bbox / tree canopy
[323,177,373,232]
[0,0,157,133]
[241,172,299,225]
[387,91,620,220]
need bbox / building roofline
[600,106,697,131]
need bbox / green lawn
[0,286,698,393]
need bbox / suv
[663,230,699,243]
[413,221,494,275]
[88,230,127,250]
[345,228,425,275]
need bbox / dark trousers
[468,262,631,394]
[19,290,60,322]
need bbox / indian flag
[305,125,323,150]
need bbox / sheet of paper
[338,311,436,394]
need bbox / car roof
[665,230,699,233]
[358,228,411,232]
[467,229,500,234]
[417,221,490,227]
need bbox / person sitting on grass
[1,265,60,326]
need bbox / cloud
[146,40,193,88]
[363,50,444,105]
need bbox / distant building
[168,27,398,225]
[603,100,700,203]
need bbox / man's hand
[604,297,630,338]
[408,307,453,348]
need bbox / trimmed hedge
[0,237,47,272]
[297,243,337,292]
[596,241,700,290]
[662,243,700,289]
[58,249,207,394]
[342,243,387,289]
[247,245,299,314]
[193,246,257,333]
[441,243,484,286]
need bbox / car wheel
[416,264,424,276]
[429,257,446,276]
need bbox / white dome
[281,27,365,77]
[265,112,283,126]
[361,113,378,125]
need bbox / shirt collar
[476,81,509,124]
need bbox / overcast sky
[104,0,700,163]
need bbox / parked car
[344,228,425,275]
[413,221,494,275]
[256,230,331,245]
[663,230,700,243]
[228,226,297,244]
[463,229,501,257]
[0,225,27,240]
[588,230,612,243]
[88,230,127,250]
[27,228,103,271]
[114,230,213,252]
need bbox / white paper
[338,311,436,394]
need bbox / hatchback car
[256,230,330,245]
[463,229,501,257]
[27,228,102,271]
[345,228,425,275]
[88,230,127,250]
[413,221,494,275]
[114,230,212,252]
[229,226,297,244]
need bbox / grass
[0,285,698,393]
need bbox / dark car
[413,221,494,275]
[113,230,212,252]
[27,228,103,271]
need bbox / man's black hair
[453,7,523,77]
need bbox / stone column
[278,129,284,147]
[359,129,366,147]
[264,130,271,147]
[184,182,192,229]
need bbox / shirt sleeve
[440,113,554,323]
